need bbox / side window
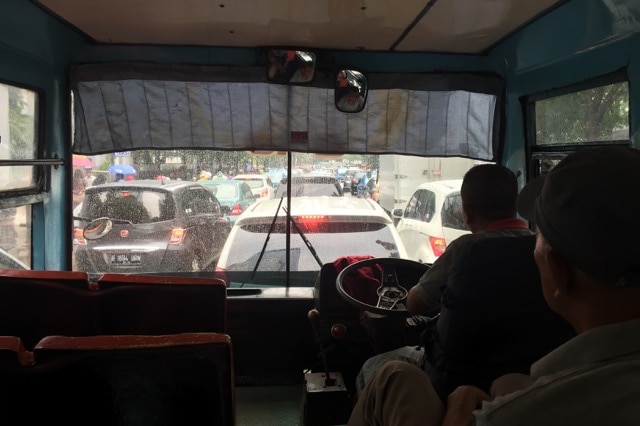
[182,189,209,215]
[0,82,39,268]
[527,73,629,180]
[188,188,221,214]
[441,193,466,230]
[404,191,420,219]
[418,190,435,222]
[210,195,222,214]
[243,184,253,199]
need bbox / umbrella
[72,155,94,168]
[108,164,137,175]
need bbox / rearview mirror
[267,49,316,84]
[335,69,367,113]
[83,218,113,240]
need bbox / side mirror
[335,69,367,113]
[392,209,404,219]
[267,49,316,84]
[83,218,113,240]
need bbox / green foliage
[536,83,629,144]
[7,87,34,159]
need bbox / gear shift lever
[308,308,336,386]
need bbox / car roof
[233,174,269,180]
[286,175,338,183]
[85,179,203,193]
[200,179,245,186]
[236,196,392,226]
[414,179,463,194]
[304,170,334,177]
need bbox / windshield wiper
[248,196,285,285]
[283,207,322,268]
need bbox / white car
[233,174,275,199]
[216,196,408,287]
[393,180,470,264]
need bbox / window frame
[523,69,631,182]
[0,79,52,207]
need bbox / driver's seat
[422,234,577,400]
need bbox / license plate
[110,253,142,265]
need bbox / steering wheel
[335,258,429,316]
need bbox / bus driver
[348,146,640,426]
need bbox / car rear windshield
[275,179,342,197]
[210,184,239,200]
[81,189,174,223]
[237,179,264,189]
[223,221,402,272]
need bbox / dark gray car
[74,180,231,273]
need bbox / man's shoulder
[451,228,533,245]
[444,229,534,257]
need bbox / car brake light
[73,228,86,245]
[296,215,327,222]
[214,267,228,286]
[261,187,268,197]
[429,236,446,257]
[169,228,186,244]
[231,203,243,215]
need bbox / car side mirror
[83,218,113,240]
[267,49,316,84]
[335,69,367,113]
[392,209,404,219]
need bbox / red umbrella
[72,155,94,168]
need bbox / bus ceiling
[35,0,564,54]
[24,0,640,159]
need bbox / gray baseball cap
[517,146,640,286]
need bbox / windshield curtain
[71,63,502,161]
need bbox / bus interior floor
[236,384,302,425]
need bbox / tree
[536,83,629,144]
[8,87,34,159]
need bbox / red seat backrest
[96,274,228,334]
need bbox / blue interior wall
[490,0,640,176]
[0,0,86,269]
[2,0,640,268]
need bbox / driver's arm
[407,239,463,316]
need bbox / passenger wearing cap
[348,146,640,426]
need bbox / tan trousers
[348,361,533,426]
[348,360,444,426]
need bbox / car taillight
[231,203,243,215]
[429,236,446,257]
[169,228,186,244]
[261,187,268,197]
[296,215,327,222]
[214,267,228,286]
[73,228,86,245]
